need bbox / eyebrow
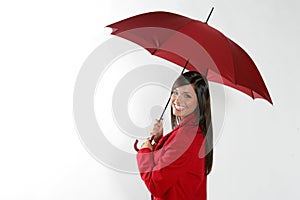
[182,92,192,95]
[172,89,192,95]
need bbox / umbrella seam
[153,19,195,50]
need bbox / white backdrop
[0,0,299,199]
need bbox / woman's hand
[151,119,163,143]
[141,139,154,151]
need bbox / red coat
[137,113,207,200]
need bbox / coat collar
[177,111,198,128]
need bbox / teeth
[175,105,185,111]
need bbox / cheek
[170,95,176,103]
[188,99,198,110]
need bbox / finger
[151,130,160,136]
[154,122,163,127]
[149,135,154,141]
[153,122,160,128]
[152,125,161,131]
[154,119,162,125]
[155,126,160,132]
[153,120,162,127]
[156,119,163,124]
[153,123,162,130]
[152,126,163,132]
[158,120,163,126]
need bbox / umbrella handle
[134,135,155,152]
[134,139,139,152]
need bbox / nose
[173,94,183,105]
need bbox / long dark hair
[171,71,213,176]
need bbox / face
[171,84,198,119]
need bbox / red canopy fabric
[107,11,273,104]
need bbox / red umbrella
[106,9,273,105]
[106,9,273,152]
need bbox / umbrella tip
[205,7,214,24]
[181,59,189,74]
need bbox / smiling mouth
[174,104,185,111]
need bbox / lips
[174,104,185,111]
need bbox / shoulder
[166,125,202,150]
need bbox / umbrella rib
[205,68,209,77]
[151,48,158,55]
[226,38,237,84]
[155,19,194,49]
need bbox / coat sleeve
[136,126,199,198]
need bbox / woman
[136,71,213,200]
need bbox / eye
[184,94,191,98]
[172,90,178,95]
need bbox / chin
[173,111,185,118]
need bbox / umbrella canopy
[107,11,273,104]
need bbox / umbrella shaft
[159,97,171,121]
